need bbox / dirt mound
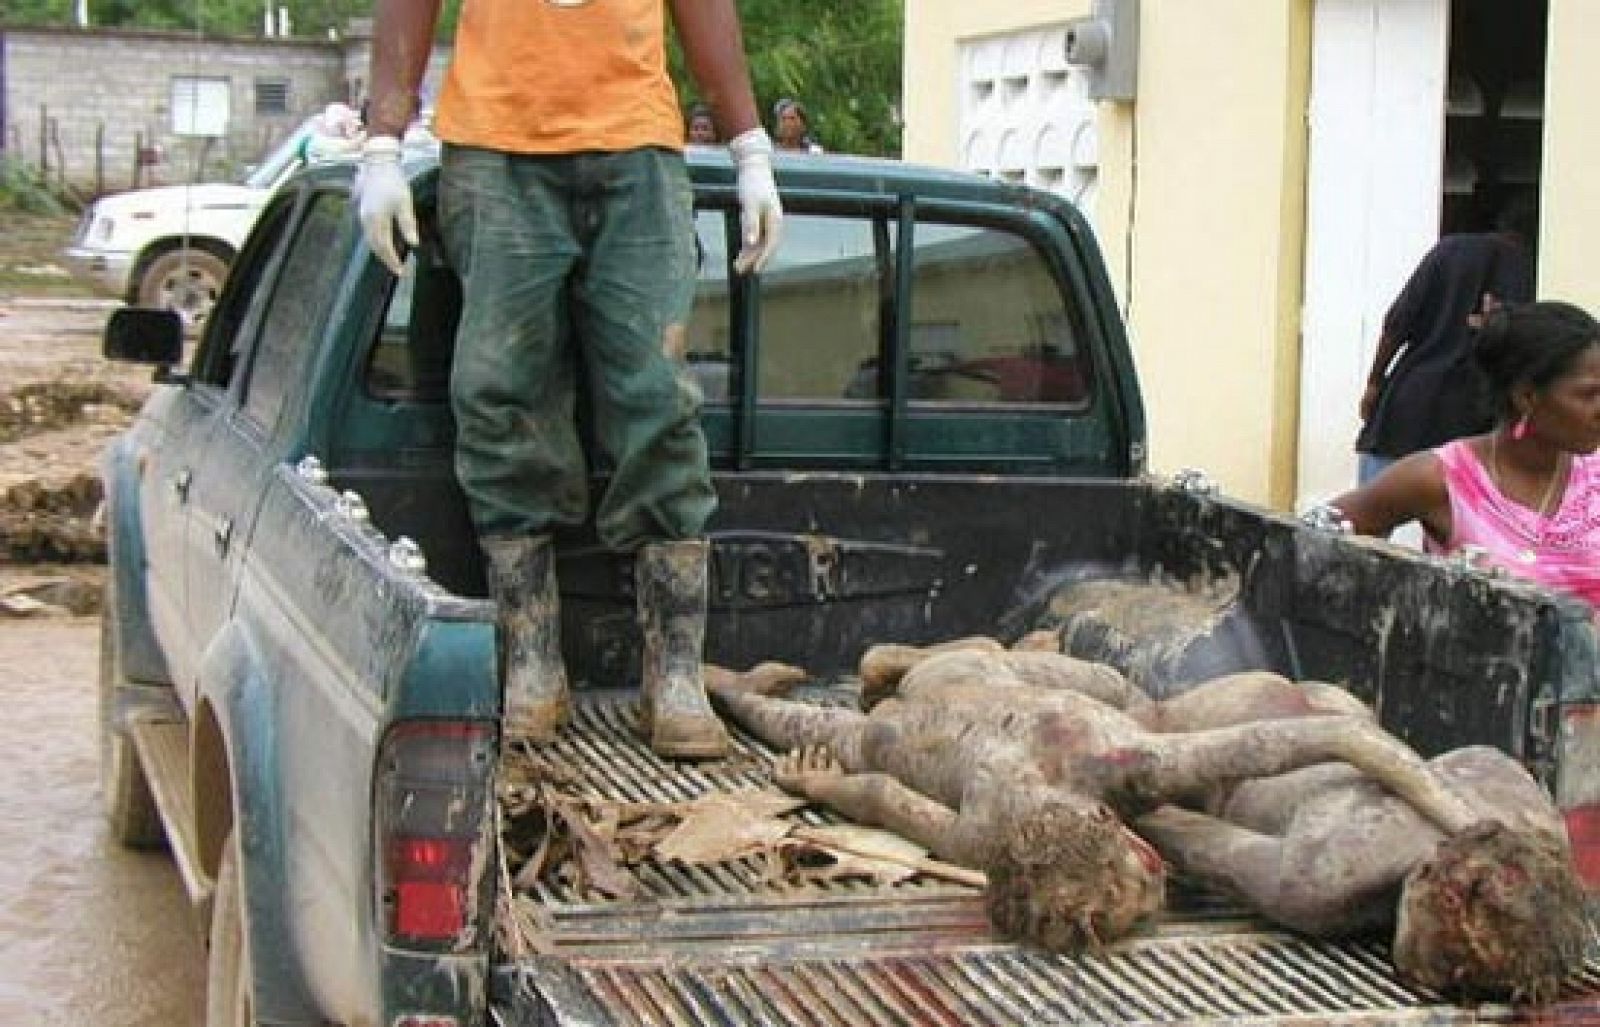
[0,377,145,564]
[0,472,104,563]
[0,380,143,444]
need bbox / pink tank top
[1428,439,1600,608]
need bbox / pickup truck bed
[490,687,1600,1026]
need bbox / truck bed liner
[498,689,1600,1025]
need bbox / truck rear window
[364,206,1092,416]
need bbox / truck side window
[906,222,1091,409]
[756,213,885,404]
[190,196,298,389]
[365,211,461,401]
[683,207,732,403]
[239,193,349,429]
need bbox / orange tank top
[433,0,684,155]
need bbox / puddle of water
[0,618,204,1025]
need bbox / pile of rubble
[0,379,144,608]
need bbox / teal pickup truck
[99,147,1600,1025]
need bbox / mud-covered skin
[1395,820,1585,1002]
[1137,744,1585,999]
[1177,744,1579,995]
[481,534,571,741]
[709,648,1543,964]
[636,539,729,758]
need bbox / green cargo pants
[438,143,715,551]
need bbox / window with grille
[255,79,291,115]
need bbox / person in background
[1331,301,1600,609]
[1355,195,1537,484]
[772,97,823,154]
[353,0,784,760]
[685,103,719,146]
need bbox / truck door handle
[213,517,233,555]
[171,469,192,502]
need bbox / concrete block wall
[2,26,344,194]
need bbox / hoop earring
[1512,416,1530,441]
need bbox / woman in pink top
[1333,301,1600,609]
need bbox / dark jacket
[1356,232,1533,458]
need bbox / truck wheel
[137,248,228,334]
[99,600,162,848]
[207,830,254,1026]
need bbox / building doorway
[1296,0,1548,512]
[1441,0,1546,249]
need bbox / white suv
[65,119,323,332]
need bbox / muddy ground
[0,212,206,1022]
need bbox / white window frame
[171,76,231,138]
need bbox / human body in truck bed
[709,646,1587,999]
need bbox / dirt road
[0,617,206,1025]
[0,289,206,1022]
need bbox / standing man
[1355,195,1536,484]
[355,0,783,759]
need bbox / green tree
[674,0,903,157]
[5,0,901,155]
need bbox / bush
[0,157,70,216]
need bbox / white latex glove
[728,128,783,275]
[353,135,418,276]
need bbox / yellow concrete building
[904,0,1599,511]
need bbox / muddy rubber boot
[482,535,570,743]
[636,539,730,759]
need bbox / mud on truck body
[99,147,1600,1024]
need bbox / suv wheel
[137,248,228,334]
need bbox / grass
[0,211,98,300]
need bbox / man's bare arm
[367,0,444,138]
[668,0,760,138]
[1360,331,1405,421]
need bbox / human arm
[1327,450,1452,542]
[355,0,442,274]
[668,0,782,273]
[773,748,963,861]
[1117,714,1480,837]
[1361,246,1444,420]
[1360,330,1404,421]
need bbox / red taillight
[1563,805,1600,889]
[1557,704,1600,890]
[375,721,496,949]
[389,839,472,938]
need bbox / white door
[1298,0,1449,509]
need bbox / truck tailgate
[493,690,1600,1025]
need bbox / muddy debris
[0,379,143,565]
[0,380,143,445]
[1,472,105,563]
[0,566,104,617]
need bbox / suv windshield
[243,122,314,189]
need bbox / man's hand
[353,136,418,276]
[729,128,783,275]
